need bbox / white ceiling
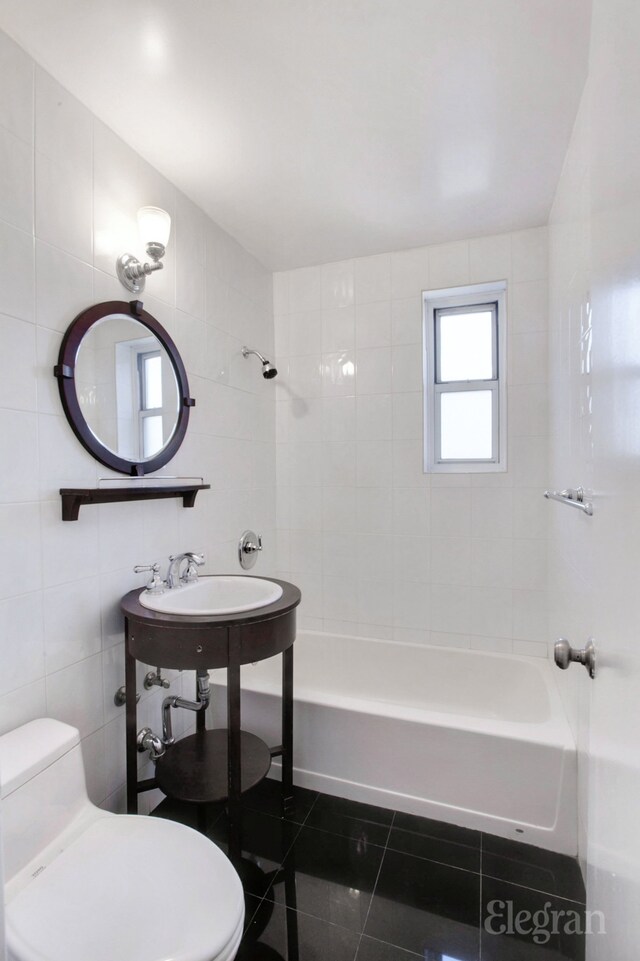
[0,0,590,270]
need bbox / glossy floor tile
[481,876,586,961]
[243,777,319,824]
[238,899,361,961]
[355,936,422,961]
[388,811,481,873]
[365,848,480,960]
[304,793,393,845]
[244,894,262,929]
[481,833,586,903]
[267,824,385,932]
[208,808,302,897]
[153,787,586,961]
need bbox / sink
[139,576,283,616]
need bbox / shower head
[241,346,278,379]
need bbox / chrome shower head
[241,346,278,379]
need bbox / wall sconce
[116,206,171,293]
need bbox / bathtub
[210,630,577,855]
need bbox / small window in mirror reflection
[138,350,165,458]
[143,414,164,458]
[142,353,163,410]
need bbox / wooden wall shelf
[60,484,210,521]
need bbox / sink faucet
[166,551,205,589]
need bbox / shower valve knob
[239,530,262,569]
[554,637,596,678]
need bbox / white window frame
[423,281,507,473]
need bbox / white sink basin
[139,576,283,616]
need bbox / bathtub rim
[216,629,576,752]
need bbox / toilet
[0,718,244,961]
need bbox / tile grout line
[256,816,307,905]
[480,872,587,906]
[240,789,319,932]
[479,831,483,961]
[300,789,320,826]
[297,820,396,853]
[383,842,482,876]
[354,809,397,959]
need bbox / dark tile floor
[153,781,586,961]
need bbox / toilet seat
[6,814,244,961]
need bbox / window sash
[434,302,498,384]
[434,381,499,463]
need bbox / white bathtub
[210,630,577,855]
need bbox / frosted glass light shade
[137,206,171,249]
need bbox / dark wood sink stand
[121,578,301,859]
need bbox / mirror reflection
[75,314,180,462]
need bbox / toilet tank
[0,719,91,883]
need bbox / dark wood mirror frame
[54,299,195,476]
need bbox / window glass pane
[143,415,164,457]
[437,308,495,382]
[440,390,493,460]
[143,354,163,409]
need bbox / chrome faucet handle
[184,551,205,564]
[183,551,205,583]
[133,563,165,595]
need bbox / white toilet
[0,718,245,961]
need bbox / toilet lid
[6,815,244,961]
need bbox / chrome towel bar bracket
[544,487,593,516]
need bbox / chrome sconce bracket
[116,249,165,294]
[116,207,171,293]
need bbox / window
[423,281,507,472]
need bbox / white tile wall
[275,228,549,654]
[548,86,592,877]
[0,32,275,812]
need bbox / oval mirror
[55,300,193,475]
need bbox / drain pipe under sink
[162,670,211,746]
